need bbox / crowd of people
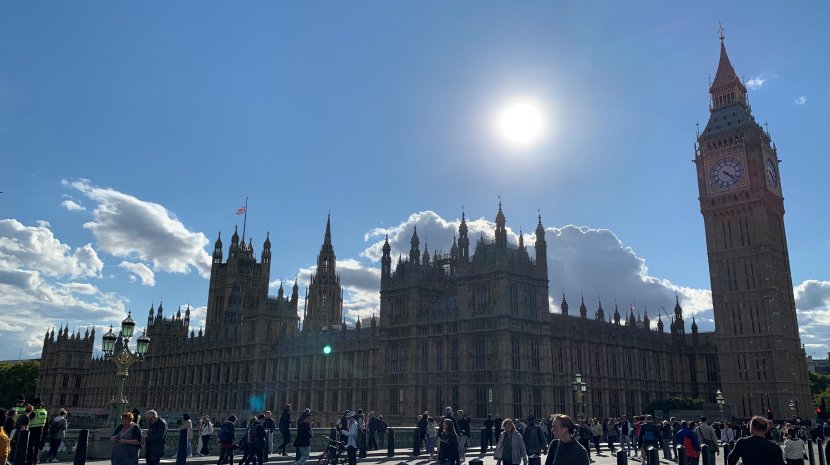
[5,396,830,465]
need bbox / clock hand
[722,170,736,180]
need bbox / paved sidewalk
[71,447,657,465]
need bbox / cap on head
[16,395,25,403]
[445,407,453,414]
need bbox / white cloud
[794,96,807,105]
[61,200,86,211]
[0,219,103,278]
[746,76,766,90]
[0,217,129,359]
[119,261,156,286]
[64,179,212,278]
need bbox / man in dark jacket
[637,415,662,462]
[143,410,167,465]
[367,412,379,450]
[263,411,276,461]
[522,415,547,457]
[242,416,267,465]
[293,413,314,465]
[277,405,292,456]
[484,415,495,449]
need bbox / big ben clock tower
[695,26,811,419]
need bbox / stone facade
[694,32,811,418]
[36,37,809,425]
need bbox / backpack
[219,424,234,443]
[643,428,655,442]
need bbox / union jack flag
[236,207,246,215]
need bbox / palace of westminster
[36,36,812,426]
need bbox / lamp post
[101,311,150,427]
[789,398,798,420]
[572,373,588,419]
[716,389,725,423]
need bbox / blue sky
[1,1,829,360]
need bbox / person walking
[27,398,48,465]
[217,416,238,465]
[544,414,589,465]
[240,416,266,465]
[418,412,429,449]
[696,417,719,465]
[674,421,700,465]
[1,412,11,465]
[783,428,806,465]
[292,413,313,465]
[263,412,276,461]
[590,419,603,455]
[181,414,194,457]
[660,421,674,460]
[199,416,214,456]
[377,416,387,449]
[722,423,736,447]
[457,410,470,462]
[110,413,142,465]
[44,409,68,463]
[277,405,292,457]
[367,412,378,450]
[495,419,528,465]
[521,416,547,458]
[143,410,167,465]
[426,417,438,460]
[439,419,461,465]
[340,412,358,465]
[727,416,785,465]
[576,420,593,462]
[606,418,618,453]
[484,415,495,449]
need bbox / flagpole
[241,196,248,243]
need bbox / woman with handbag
[110,413,142,465]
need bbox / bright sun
[496,99,546,148]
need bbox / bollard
[825,439,830,465]
[722,442,731,465]
[809,439,817,465]
[386,428,395,458]
[677,445,687,465]
[480,427,487,454]
[819,439,827,465]
[176,431,188,465]
[648,446,659,465]
[13,430,30,465]
[616,448,627,465]
[73,429,88,465]
[412,428,420,456]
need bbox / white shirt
[721,427,735,443]
[784,438,805,460]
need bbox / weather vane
[718,22,725,42]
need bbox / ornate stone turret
[596,299,605,321]
[381,235,392,279]
[579,296,587,319]
[560,292,569,316]
[613,303,621,325]
[409,226,420,264]
[458,210,469,262]
[494,201,508,249]
[535,213,547,267]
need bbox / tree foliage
[809,371,830,404]
[644,397,705,415]
[0,361,40,408]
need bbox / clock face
[764,157,779,190]
[709,157,745,190]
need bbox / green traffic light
[323,344,332,355]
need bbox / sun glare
[496,99,546,148]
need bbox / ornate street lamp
[716,389,725,423]
[101,311,150,427]
[789,398,798,419]
[572,373,588,419]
